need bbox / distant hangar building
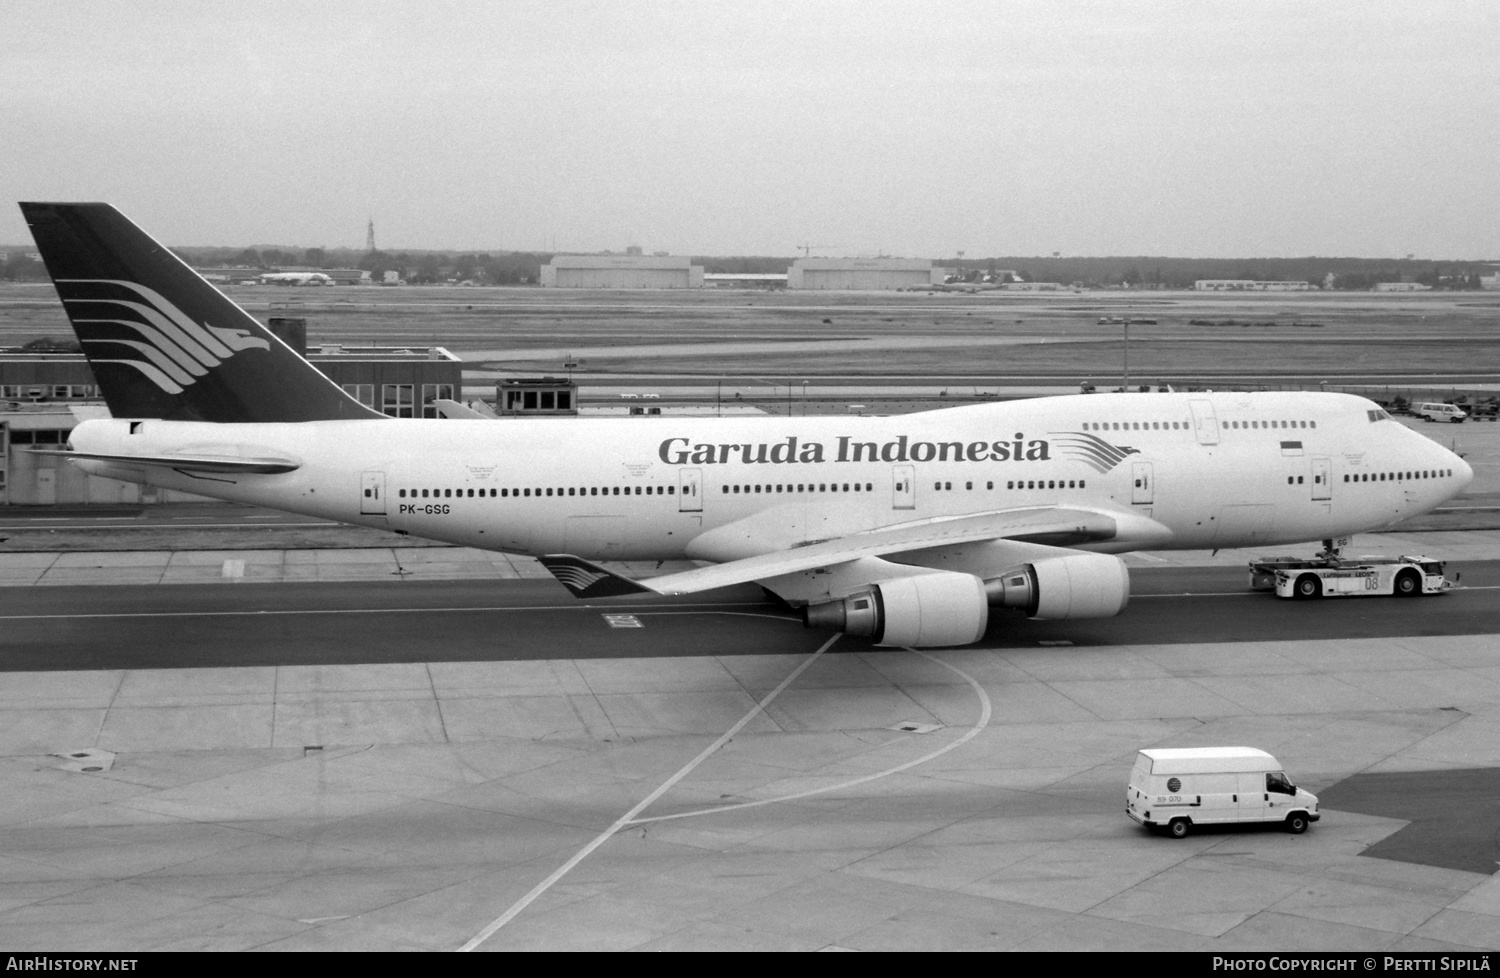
[540,255,704,289]
[788,258,941,290]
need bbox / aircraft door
[1188,399,1220,445]
[1131,461,1154,504]
[360,471,386,515]
[893,464,915,510]
[1311,457,1331,501]
[678,468,703,512]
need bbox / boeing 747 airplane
[19,202,1474,647]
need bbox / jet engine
[803,571,988,648]
[985,552,1130,619]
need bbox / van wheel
[1286,813,1309,834]
[1394,570,1421,596]
[1168,818,1190,839]
[1294,574,1322,599]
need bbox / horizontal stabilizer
[433,398,493,420]
[537,555,656,599]
[28,449,300,474]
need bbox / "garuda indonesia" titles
[659,434,1054,466]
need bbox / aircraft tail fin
[19,202,385,423]
[537,555,657,599]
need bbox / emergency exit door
[1131,461,1154,505]
[1311,457,1331,501]
[678,468,702,512]
[360,471,386,515]
[893,464,915,509]
[1189,399,1220,445]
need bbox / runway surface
[2,564,1500,672]
[0,538,1497,951]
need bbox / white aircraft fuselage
[70,389,1471,567]
[27,202,1473,648]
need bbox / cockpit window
[1366,409,1392,422]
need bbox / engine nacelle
[803,571,989,648]
[986,553,1130,620]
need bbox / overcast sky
[5,1,1497,259]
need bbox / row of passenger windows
[393,469,1450,500]
[1344,469,1453,483]
[1224,419,1317,430]
[399,485,674,498]
[396,478,1100,500]
[718,479,1092,496]
[1085,421,1186,432]
[1082,419,1319,432]
[935,479,1087,490]
[723,483,873,494]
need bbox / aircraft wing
[540,505,1118,598]
[29,449,301,475]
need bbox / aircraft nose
[1434,437,1474,493]
[1455,453,1474,491]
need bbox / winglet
[537,555,657,599]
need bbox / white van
[1126,747,1319,838]
[1414,402,1467,423]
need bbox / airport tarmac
[0,534,1497,951]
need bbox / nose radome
[1456,453,1474,491]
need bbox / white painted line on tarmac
[626,648,992,826]
[457,633,841,952]
[1134,592,1259,598]
[0,602,780,621]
